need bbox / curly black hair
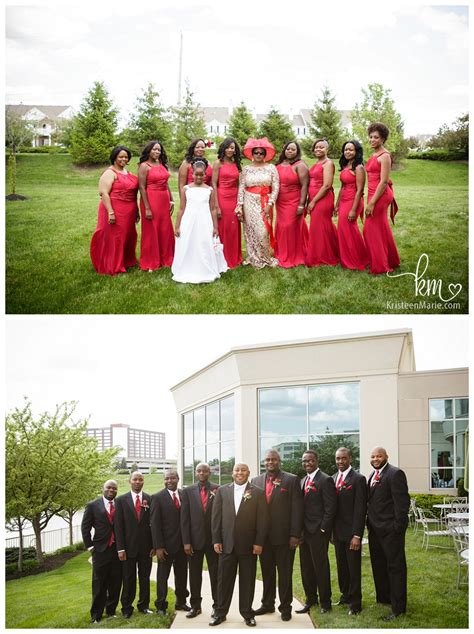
[339,140,364,172]
[138,140,169,169]
[109,145,132,164]
[190,156,209,172]
[185,138,207,162]
[275,140,302,165]
[217,137,242,171]
[367,122,389,142]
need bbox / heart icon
[446,283,462,301]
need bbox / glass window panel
[308,433,360,473]
[194,407,205,446]
[259,387,307,436]
[206,401,219,442]
[184,412,193,448]
[194,445,206,469]
[309,383,359,435]
[206,443,220,483]
[431,468,454,488]
[260,435,308,467]
[455,422,468,468]
[220,396,234,441]
[184,448,194,486]
[220,441,235,484]
[455,399,469,418]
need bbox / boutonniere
[243,490,253,502]
[337,481,353,493]
[272,478,282,488]
[141,500,150,510]
[209,489,217,498]
[280,487,288,492]
[305,482,317,495]
[373,472,381,484]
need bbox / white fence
[5,524,83,554]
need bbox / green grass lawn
[5,154,468,314]
[6,529,467,628]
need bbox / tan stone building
[171,330,468,494]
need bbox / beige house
[6,104,73,147]
[171,330,468,494]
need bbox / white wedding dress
[172,185,228,283]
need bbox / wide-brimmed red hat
[243,137,276,162]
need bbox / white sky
[5,316,469,458]
[5,0,469,135]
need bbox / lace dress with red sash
[90,168,138,275]
[275,163,308,267]
[337,168,369,270]
[363,151,400,274]
[237,164,279,268]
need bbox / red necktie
[336,473,344,490]
[265,475,274,503]
[107,501,115,547]
[200,486,208,512]
[371,470,380,486]
[304,476,312,495]
[173,491,180,509]
[135,494,141,520]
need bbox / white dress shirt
[234,481,248,514]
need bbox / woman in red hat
[235,137,279,268]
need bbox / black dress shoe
[156,609,167,616]
[139,608,154,614]
[281,612,292,621]
[348,609,361,615]
[91,618,101,624]
[186,608,202,618]
[244,617,256,626]
[295,603,316,614]
[123,613,132,619]
[209,615,226,626]
[382,612,404,621]
[211,609,217,618]
[320,607,332,614]
[252,605,275,616]
[175,603,191,611]
[334,598,349,606]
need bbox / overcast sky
[5,316,469,458]
[5,0,468,135]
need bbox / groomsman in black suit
[181,462,219,618]
[367,446,410,622]
[251,449,303,621]
[332,447,367,615]
[150,469,190,615]
[81,479,122,623]
[211,463,268,627]
[114,471,154,618]
[298,449,337,614]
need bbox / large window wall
[258,382,360,473]
[430,398,469,489]
[182,395,235,485]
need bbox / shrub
[52,542,85,555]
[5,547,36,563]
[6,559,39,574]
[411,493,447,517]
[407,149,466,161]
[16,146,69,154]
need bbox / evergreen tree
[126,83,172,154]
[70,81,118,165]
[258,107,294,156]
[303,86,347,157]
[227,102,257,149]
[168,82,207,168]
[351,83,407,163]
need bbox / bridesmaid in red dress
[335,140,369,270]
[363,123,400,274]
[212,137,242,268]
[90,145,139,275]
[275,141,309,268]
[138,140,175,271]
[305,139,340,267]
[178,138,213,203]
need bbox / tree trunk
[32,515,44,564]
[8,154,17,196]
[17,518,24,572]
[68,510,74,546]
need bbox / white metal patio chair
[418,507,452,550]
[449,525,469,588]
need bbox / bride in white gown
[172,159,228,284]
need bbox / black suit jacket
[180,481,219,550]
[251,470,303,545]
[81,497,115,553]
[367,463,410,535]
[211,482,268,555]
[114,491,152,557]
[332,468,367,541]
[301,470,337,534]
[150,488,184,554]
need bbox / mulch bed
[6,550,84,581]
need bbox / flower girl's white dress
[171,185,228,283]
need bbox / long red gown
[90,168,138,275]
[337,168,369,270]
[139,163,175,270]
[363,151,400,274]
[187,163,213,185]
[216,161,242,268]
[275,163,308,268]
[305,160,340,267]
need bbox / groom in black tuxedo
[251,449,302,621]
[211,463,268,627]
[367,446,410,622]
[81,480,122,623]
